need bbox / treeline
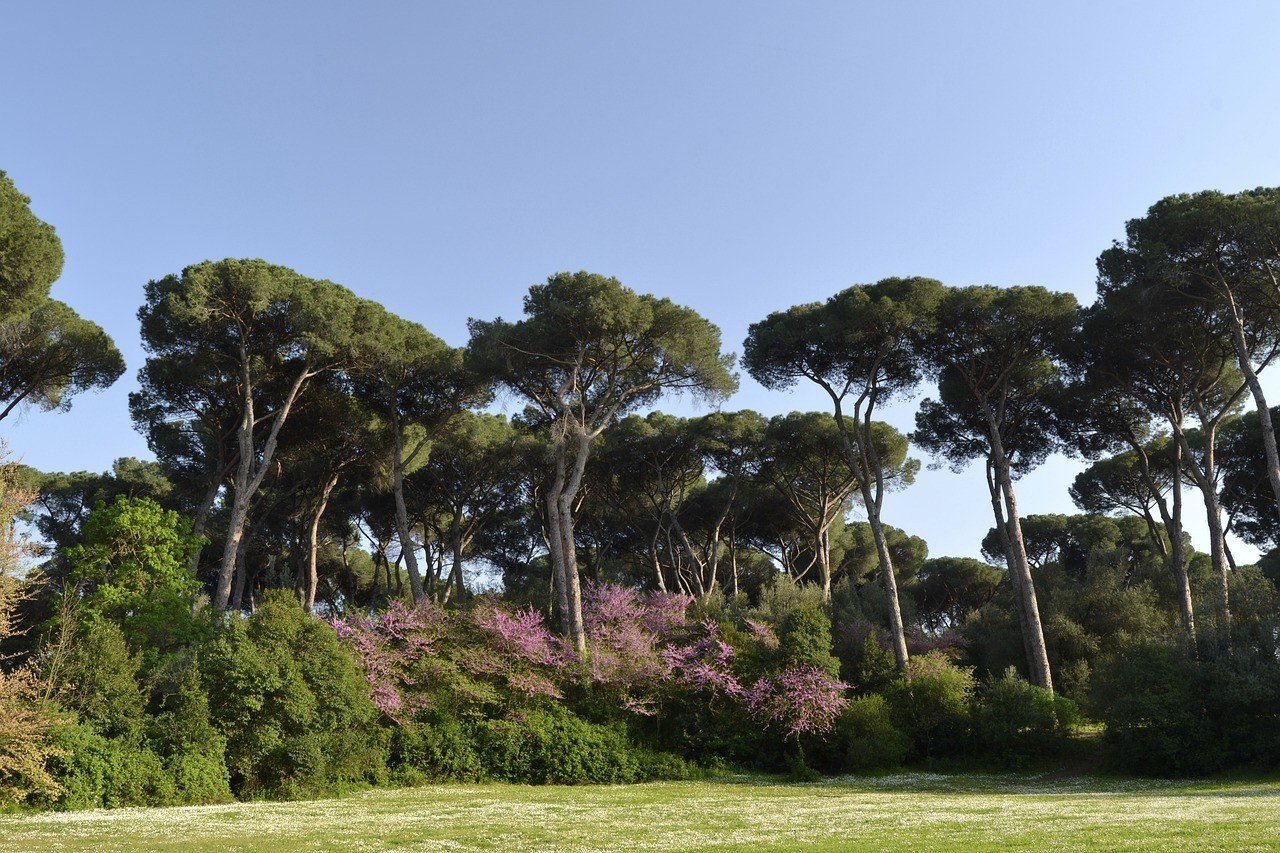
[0,170,1278,807]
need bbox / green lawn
[2,772,1278,851]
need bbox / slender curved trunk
[449,511,468,602]
[1175,429,1232,643]
[1160,442,1198,651]
[303,473,339,611]
[866,510,910,674]
[832,399,910,675]
[390,423,426,603]
[987,460,1033,671]
[214,357,311,610]
[551,430,591,655]
[544,445,575,647]
[1225,291,1280,525]
[983,418,1052,692]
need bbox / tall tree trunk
[987,460,1034,672]
[449,511,467,602]
[1163,443,1198,651]
[545,450,572,643]
[817,526,832,601]
[866,510,910,674]
[549,429,591,655]
[1225,290,1280,525]
[984,422,1053,693]
[1175,429,1232,642]
[832,399,910,675]
[214,358,311,610]
[303,473,339,611]
[390,423,426,603]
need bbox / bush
[200,591,385,797]
[48,619,146,741]
[42,723,175,810]
[472,707,690,785]
[974,669,1078,763]
[884,651,974,758]
[1091,643,1280,775]
[390,717,483,783]
[833,694,909,772]
[777,605,841,678]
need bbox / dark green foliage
[973,670,1079,763]
[470,708,691,785]
[832,694,910,771]
[0,171,64,321]
[42,724,175,810]
[836,633,900,695]
[778,605,841,678]
[41,622,232,809]
[68,496,206,659]
[389,717,484,784]
[1092,644,1280,776]
[884,652,975,758]
[199,591,384,797]
[49,620,146,741]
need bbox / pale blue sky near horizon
[3,2,1280,562]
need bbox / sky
[3,1,1280,562]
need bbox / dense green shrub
[1092,644,1280,775]
[472,708,691,784]
[973,669,1079,763]
[777,605,841,678]
[833,694,910,771]
[42,723,174,810]
[48,620,146,741]
[200,591,385,797]
[390,717,484,783]
[67,496,207,662]
[884,651,974,758]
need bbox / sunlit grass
[1,772,1277,851]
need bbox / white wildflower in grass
[0,774,1278,851]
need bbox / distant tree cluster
[1,171,1279,807]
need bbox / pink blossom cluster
[746,665,851,739]
[332,584,852,739]
[331,600,448,720]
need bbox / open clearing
[1,772,1278,851]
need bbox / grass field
[2,772,1278,851]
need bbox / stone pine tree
[744,277,940,674]
[1066,307,1202,649]
[1093,253,1246,641]
[1105,189,1280,529]
[0,171,63,322]
[754,412,914,602]
[0,298,124,422]
[352,314,487,604]
[468,271,737,653]
[912,285,1079,692]
[137,259,384,611]
[0,172,123,422]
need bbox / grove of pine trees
[2,169,1279,807]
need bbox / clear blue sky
[4,2,1280,561]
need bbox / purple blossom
[747,666,850,739]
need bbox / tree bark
[448,511,468,602]
[987,460,1034,672]
[303,473,339,611]
[1175,429,1232,642]
[982,417,1053,693]
[214,357,311,611]
[1224,289,1280,527]
[390,421,426,603]
[830,395,910,675]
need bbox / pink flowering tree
[746,666,849,739]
